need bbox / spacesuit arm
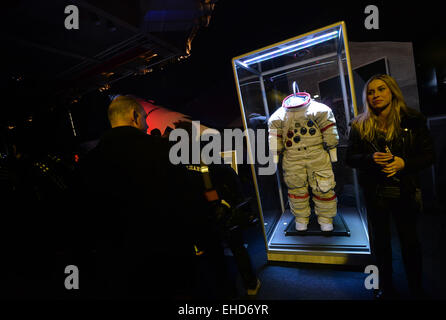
[268,119,284,164]
[315,108,339,150]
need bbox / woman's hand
[373,152,405,177]
[381,156,405,177]
[373,152,393,166]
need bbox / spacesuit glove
[329,148,338,163]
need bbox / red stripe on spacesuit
[320,123,335,132]
[288,193,310,199]
[270,133,282,137]
[313,194,337,201]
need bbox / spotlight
[143,53,158,62]
[12,75,24,82]
[101,72,115,78]
[139,68,153,75]
[99,84,111,92]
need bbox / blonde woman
[346,74,434,299]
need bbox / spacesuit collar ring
[282,92,311,109]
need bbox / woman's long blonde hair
[353,74,409,142]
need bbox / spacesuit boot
[295,221,308,231]
[319,222,334,232]
[311,171,337,232]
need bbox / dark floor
[225,209,446,300]
[4,207,444,301]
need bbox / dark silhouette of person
[150,128,162,137]
[173,120,261,298]
[81,96,208,299]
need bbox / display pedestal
[285,213,350,237]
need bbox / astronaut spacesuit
[268,92,339,231]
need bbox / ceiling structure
[2,0,445,131]
[1,0,217,124]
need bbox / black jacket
[81,126,208,255]
[346,108,434,200]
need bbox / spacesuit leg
[312,188,337,224]
[288,186,311,224]
[284,169,311,225]
[308,149,337,226]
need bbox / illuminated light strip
[288,193,310,199]
[320,123,335,132]
[241,31,338,66]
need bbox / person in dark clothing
[346,74,434,299]
[81,95,208,299]
[207,163,260,296]
[173,120,260,298]
[184,162,260,298]
[0,129,65,298]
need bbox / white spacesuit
[268,92,339,232]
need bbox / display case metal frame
[232,22,371,265]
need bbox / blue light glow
[240,31,339,66]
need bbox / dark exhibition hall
[1,0,446,309]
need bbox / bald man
[81,95,209,298]
[108,95,148,132]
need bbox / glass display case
[232,22,371,265]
